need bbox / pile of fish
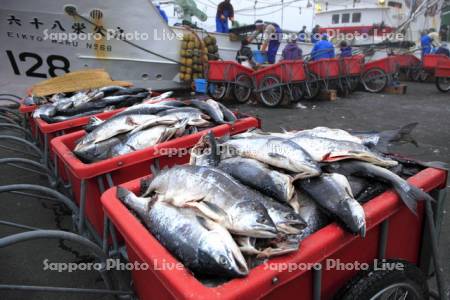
[74,97,238,162]
[117,124,445,279]
[26,86,152,123]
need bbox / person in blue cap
[420,31,432,58]
[435,43,450,57]
[311,34,335,61]
[216,0,234,33]
[247,20,282,64]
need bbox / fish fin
[375,122,419,152]
[187,201,228,224]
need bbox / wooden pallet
[318,89,337,101]
[384,84,407,95]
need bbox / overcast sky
[160,0,315,32]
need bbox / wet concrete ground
[0,81,448,299]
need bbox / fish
[297,173,366,237]
[216,100,238,123]
[111,87,149,96]
[130,107,210,134]
[110,121,186,157]
[222,136,321,179]
[117,187,248,278]
[189,131,221,167]
[23,96,45,106]
[116,104,175,118]
[289,134,398,167]
[40,107,112,124]
[218,157,296,206]
[76,114,162,145]
[143,91,174,103]
[296,191,329,240]
[33,103,57,118]
[255,195,306,235]
[74,134,125,162]
[142,165,279,238]
[185,99,227,124]
[323,160,435,214]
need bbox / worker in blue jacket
[311,34,335,61]
[216,0,234,33]
[339,40,352,57]
[420,31,432,58]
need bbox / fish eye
[218,255,230,267]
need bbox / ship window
[342,13,350,23]
[352,12,361,23]
[388,1,402,8]
[332,14,340,24]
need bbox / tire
[208,82,227,100]
[303,72,321,100]
[336,259,429,300]
[362,68,388,93]
[258,75,284,107]
[435,77,450,93]
[232,73,253,103]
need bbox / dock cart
[307,58,343,93]
[362,56,400,93]
[434,57,450,93]
[101,167,448,300]
[338,54,365,92]
[207,61,254,103]
[253,61,318,107]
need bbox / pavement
[0,81,449,299]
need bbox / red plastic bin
[394,54,421,69]
[422,54,449,70]
[51,116,260,239]
[363,56,399,74]
[253,61,306,87]
[101,168,447,300]
[308,58,341,79]
[340,54,365,76]
[208,61,254,82]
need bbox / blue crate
[194,79,207,94]
[253,50,268,64]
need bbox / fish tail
[376,122,419,152]
[391,181,434,215]
[116,186,131,204]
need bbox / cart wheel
[336,259,428,300]
[362,68,388,93]
[233,73,253,103]
[436,77,450,93]
[259,75,284,107]
[304,73,321,100]
[208,82,227,101]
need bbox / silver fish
[324,160,434,214]
[218,157,296,206]
[143,165,279,238]
[223,136,322,179]
[32,103,57,118]
[189,131,221,167]
[296,191,329,240]
[298,173,366,237]
[117,187,248,277]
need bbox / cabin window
[342,13,350,23]
[352,12,361,23]
[388,1,402,8]
[332,14,340,24]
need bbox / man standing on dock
[216,0,234,33]
[247,20,282,64]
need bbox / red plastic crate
[208,61,254,82]
[101,168,446,300]
[363,56,399,74]
[422,54,448,70]
[340,54,365,76]
[51,116,260,237]
[253,61,306,87]
[308,58,341,79]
